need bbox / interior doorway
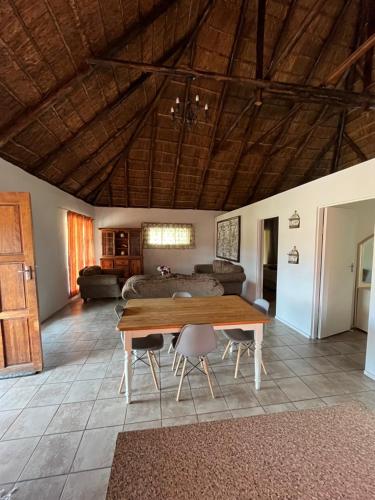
[314,200,375,339]
[261,217,279,316]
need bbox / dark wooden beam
[75,152,122,198]
[92,0,215,205]
[148,111,157,208]
[89,58,375,109]
[194,0,249,208]
[0,0,178,148]
[363,0,375,89]
[221,105,262,209]
[302,135,337,183]
[343,132,367,161]
[32,20,202,178]
[330,111,347,173]
[266,0,327,76]
[326,33,375,86]
[124,159,129,208]
[256,0,266,80]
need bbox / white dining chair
[169,292,193,370]
[174,323,217,401]
[222,298,270,378]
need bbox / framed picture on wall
[216,216,241,262]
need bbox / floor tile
[191,387,228,414]
[13,371,51,387]
[13,475,67,500]
[263,402,296,414]
[162,415,198,427]
[0,386,39,411]
[61,468,111,500]
[125,393,161,424]
[72,426,121,471]
[86,398,127,429]
[294,398,327,410]
[0,410,21,439]
[124,420,162,432]
[276,377,318,401]
[284,358,319,376]
[304,356,338,373]
[251,380,290,406]
[63,380,102,403]
[212,365,244,386]
[44,365,81,384]
[20,432,82,480]
[231,406,265,418]
[221,383,259,410]
[197,411,232,422]
[76,363,108,381]
[301,374,347,397]
[28,383,71,407]
[86,350,114,364]
[0,437,39,483]
[45,402,94,434]
[161,389,195,419]
[98,378,122,399]
[3,405,57,440]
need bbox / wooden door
[130,259,142,276]
[0,192,42,374]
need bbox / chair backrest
[172,291,193,298]
[114,303,125,320]
[175,324,217,357]
[252,298,270,314]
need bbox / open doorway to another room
[262,217,279,316]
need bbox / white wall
[94,207,223,274]
[0,160,94,321]
[216,159,375,367]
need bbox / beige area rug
[106,404,375,500]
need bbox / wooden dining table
[116,295,270,403]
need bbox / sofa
[77,266,124,301]
[194,259,246,295]
[122,273,224,300]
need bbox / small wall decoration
[216,216,241,262]
[289,210,300,229]
[288,246,299,264]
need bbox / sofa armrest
[77,274,119,286]
[194,264,214,274]
[211,272,246,283]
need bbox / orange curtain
[67,211,95,297]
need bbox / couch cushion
[212,259,243,273]
[122,274,224,299]
[80,265,102,276]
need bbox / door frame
[353,234,374,331]
[256,216,279,302]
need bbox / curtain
[67,211,95,297]
[142,223,195,249]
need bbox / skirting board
[364,369,375,381]
[275,315,311,339]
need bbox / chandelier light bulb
[195,94,199,102]
[204,103,208,111]
[171,106,174,113]
[176,97,180,104]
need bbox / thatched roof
[1,0,374,210]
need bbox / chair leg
[147,351,159,390]
[203,357,215,399]
[172,350,177,370]
[168,342,173,354]
[176,357,187,402]
[234,343,242,379]
[174,354,182,376]
[222,340,231,360]
[152,351,159,368]
[118,371,125,394]
[261,359,268,375]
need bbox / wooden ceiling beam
[255,0,266,80]
[92,0,215,205]
[194,0,250,209]
[330,111,347,173]
[32,22,200,179]
[302,135,337,183]
[75,152,122,198]
[148,111,157,208]
[343,132,367,162]
[221,105,261,209]
[325,33,375,86]
[363,0,375,89]
[0,0,178,148]
[89,59,375,109]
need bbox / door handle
[349,263,354,273]
[18,265,33,281]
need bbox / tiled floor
[0,298,373,499]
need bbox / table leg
[254,324,263,391]
[124,333,133,404]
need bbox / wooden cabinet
[99,228,143,278]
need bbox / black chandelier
[170,83,208,128]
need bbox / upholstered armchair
[77,266,124,301]
[194,259,246,295]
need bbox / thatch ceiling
[0,0,374,210]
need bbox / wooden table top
[117,295,269,332]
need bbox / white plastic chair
[174,323,217,401]
[169,292,193,369]
[222,298,270,378]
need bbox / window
[142,223,195,249]
[67,211,95,297]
